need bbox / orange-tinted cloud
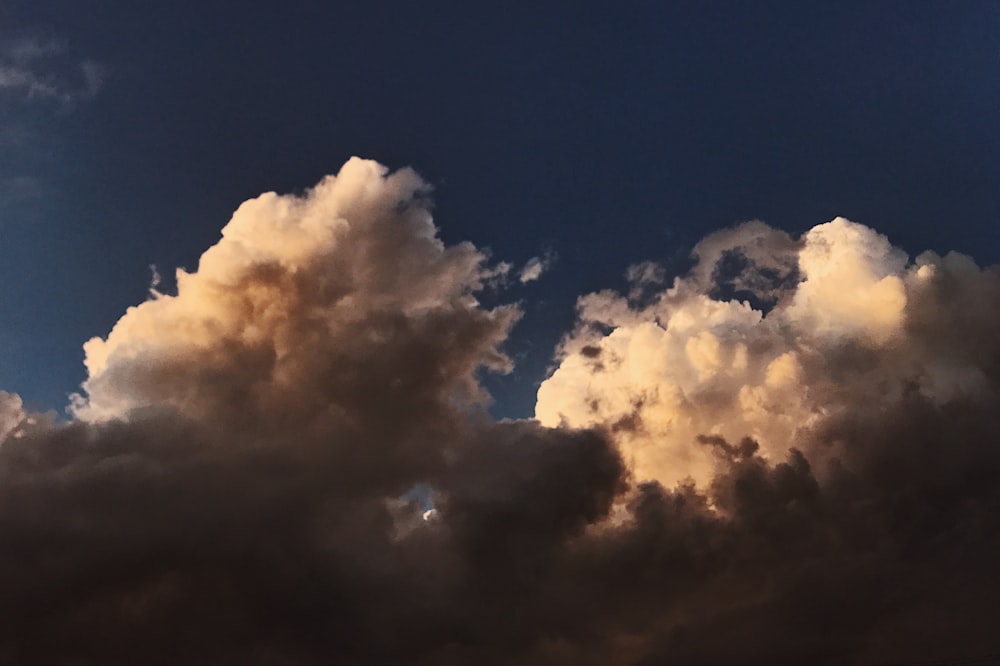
[2,166,999,664]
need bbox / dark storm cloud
[1,161,999,664]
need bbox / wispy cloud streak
[0,37,105,105]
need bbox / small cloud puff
[519,250,556,284]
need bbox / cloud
[519,251,556,284]
[0,159,626,662]
[0,390,25,441]
[536,217,1000,488]
[2,168,1000,665]
[72,158,519,427]
[0,37,105,105]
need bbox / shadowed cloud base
[1,159,999,665]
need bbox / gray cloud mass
[1,160,999,664]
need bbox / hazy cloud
[519,251,556,284]
[0,36,105,105]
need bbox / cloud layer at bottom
[2,160,999,664]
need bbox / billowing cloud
[73,158,518,432]
[2,167,1000,664]
[537,217,1000,488]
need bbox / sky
[1,2,1000,664]
[2,0,998,416]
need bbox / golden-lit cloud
[74,158,518,429]
[537,217,999,488]
[1,165,999,664]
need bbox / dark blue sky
[1,1,998,416]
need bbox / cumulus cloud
[73,158,518,429]
[2,169,1000,665]
[525,216,1000,662]
[536,217,1000,488]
